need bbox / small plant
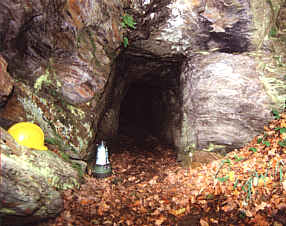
[262,140,271,147]
[121,14,136,29]
[217,176,229,182]
[257,137,263,144]
[249,147,257,152]
[269,26,278,37]
[234,155,243,162]
[121,14,136,47]
[275,127,286,134]
[279,139,286,147]
[272,109,280,120]
[123,37,129,48]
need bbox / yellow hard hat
[8,122,48,150]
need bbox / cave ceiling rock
[0,127,82,226]
[178,52,283,154]
[128,0,280,56]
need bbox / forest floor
[36,112,286,226]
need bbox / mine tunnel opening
[112,53,184,149]
[118,82,165,141]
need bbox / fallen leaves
[37,112,286,226]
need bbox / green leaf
[122,14,136,29]
[269,26,277,37]
[262,141,271,147]
[272,109,280,119]
[257,138,263,144]
[234,155,243,162]
[123,37,129,48]
[121,22,126,28]
[279,141,286,147]
[217,176,229,182]
[249,147,257,152]
[233,178,239,189]
[280,128,286,133]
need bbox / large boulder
[175,52,283,153]
[0,127,82,226]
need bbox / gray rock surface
[177,52,276,152]
[0,127,82,225]
[129,0,275,57]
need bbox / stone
[129,0,276,57]
[0,55,13,107]
[177,52,279,152]
[0,127,82,226]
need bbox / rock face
[0,127,82,225]
[0,0,124,159]
[177,52,274,152]
[129,0,275,57]
[0,56,13,107]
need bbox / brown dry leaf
[200,218,209,226]
[169,208,186,216]
[131,200,141,207]
[255,202,269,212]
[280,119,286,127]
[154,215,167,225]
[250,214,269,226]
[222,199,238,212]
[282,180,286,191]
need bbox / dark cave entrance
[112,53,184,147]
[118,82,163,140]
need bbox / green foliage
[269,26,278,37]
[279,139,286,147]
[123,37,129,48]
[257,137,263,144]
[121,13,136,48]
[275,127,286,133]
[262,140,271,147]
[217,176,229,182]
[272,109,280,120]
[222,159,231,165]
[249,147,257,152]
[234,155,243,162]
[256,136,271,147]
[121,14,136,29]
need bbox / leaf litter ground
[37,113,286,226]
